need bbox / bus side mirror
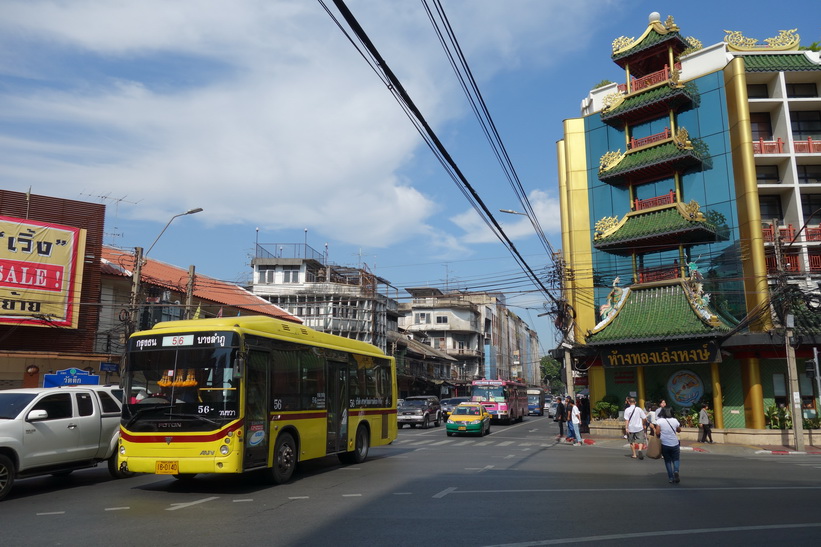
[234,352,246,379]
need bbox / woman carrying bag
[654,407,682,484]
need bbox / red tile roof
[101,246,301,323]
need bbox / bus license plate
[156,461,179,474]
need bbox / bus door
[326,360,349,454]
[243,350,270,470]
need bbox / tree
[540,355,565,394]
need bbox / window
[801,194,821,219]
[77,393,94,416]
[791,111,821,140]
[747,84,769,98]
[435,315,448,324]
[798,165,821,185]
[414,313,430,324]
[756,165,780,184]
[282,266,300,283]
[32,393,73,420]
[750,112,773,141]
[759,195,783,222]
[786,83,818,98]
[97,391,121,414]
[258,266,275,284]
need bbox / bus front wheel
[339,425,370,464]
[268,432,297,484]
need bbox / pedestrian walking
[655,407,682,483]
[565,397,578,444]
[554,398,566,440]
[624,396,647,459]
[698,403,714,443]
[646,404,658,436]
[571,398,582,445]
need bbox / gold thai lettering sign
[600,340,720,368]
[0,215,86,328]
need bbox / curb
[754,450,821,455]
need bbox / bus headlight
[119,446,126,455]
[220,444,230,456]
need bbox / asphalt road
[2,415,820,546]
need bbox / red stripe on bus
[120,419,244,444]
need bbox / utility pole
[128,246,144,336]
[774,218,805,450]
[185,265,196,319]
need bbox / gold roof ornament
[724,28,800,51]
[673,127,692,150]
[598,150,625,173]
[601,91,626,113]
[612,12,679,55]
[681,200,705,221]
[594,216,621,240]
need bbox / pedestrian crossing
[394,437,559,449]
[755,453,821,469]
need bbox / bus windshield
[471,386,505,402]
[123,345,239,431]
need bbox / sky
[0,0,818,353]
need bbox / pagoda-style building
[557,12,821,437]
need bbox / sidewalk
[567,433,821,456]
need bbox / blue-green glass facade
[584,70,745,323]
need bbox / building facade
[250,243,399,353]
[557,13,821,430]
[398,288,541,387]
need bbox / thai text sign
[600,340,721,367]
[0,215,86,328]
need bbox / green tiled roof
[613,29,689,63]
[587,282,732,345]
[601,83,698,125]
[594,206,719,254]
[599,141,704,183]
[742,54,821,72]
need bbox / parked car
[397,396,442,428]
[548,402,559,418]
[0,385,132,501]
[446,402,492,437]
[440,397,470,419]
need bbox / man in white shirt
[624,396,647,459]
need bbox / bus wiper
[165,413,219,427]
[125,404,174,428]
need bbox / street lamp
[499,208,528,217]
[145,208,204,257]
[128,208,203,335]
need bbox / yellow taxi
[446,402,492,437]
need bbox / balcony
[634,190,676,211]
[617,63,681,94]
[794,138,821,154]
[762,223,795,242]
[753,138,821,155]
[765,253,801,273]
[753,138,785,154]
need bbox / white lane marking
[233,499,254,503]
[497,441,515,446]
[393,492,413,495]
[482,522,821,546]
[476,441,494,446]
[289,496,310,500]
[342,494,362,497]
[166,496,219,511]
[454,440,474,446]
[431,440,455,445]
[104,507,130,511]
[433,487,457,499]
[36,512,65,516]
[409,440,434,446]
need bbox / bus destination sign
[131,331,239,351]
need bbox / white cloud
[451,189,561,245]
[0,0,607,249]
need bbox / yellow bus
[117,316,397,484]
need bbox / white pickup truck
[0,385,132,501]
